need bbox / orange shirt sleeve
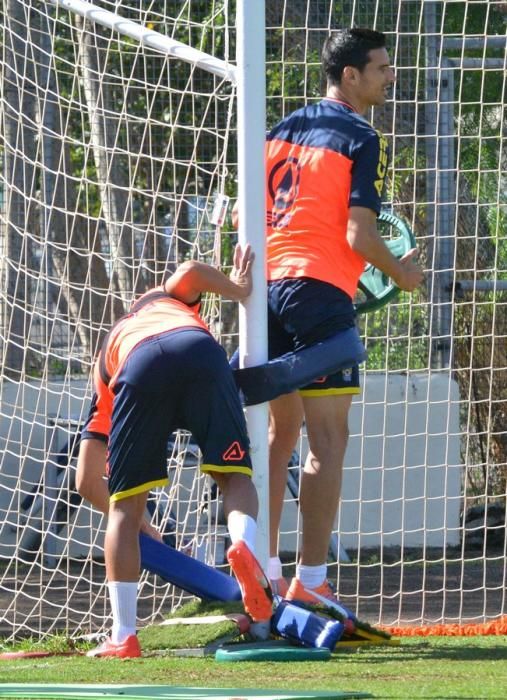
[80,360,113,441]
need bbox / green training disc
[355,211,416,314]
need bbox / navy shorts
[268,277,361,395]
[107,328,252,501]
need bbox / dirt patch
[0,546,505,639]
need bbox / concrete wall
[0,372,462,561]
[279,372,462,552]
[0,376,103,559]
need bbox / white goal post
[0,0,506,640]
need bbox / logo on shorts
[222,441,246,461]
[342,368,353,382]
[313,376,328,383]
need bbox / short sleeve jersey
[83,287,208,440]
[266,98,389,298]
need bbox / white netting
[0,0,506,639]
[267,0,507,628]
[0,0,238,638]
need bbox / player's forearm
[347,208,405,285]
[182,260,250,301]
[165,250,253,304]
[350,228,404,282]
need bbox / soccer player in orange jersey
[264,29,424,605]
[77,245,272,657]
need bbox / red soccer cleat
[227,540,273,623]
[86,634,141,658]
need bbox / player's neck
[325,86,368,116]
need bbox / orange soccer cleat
[86,634,141,659]
[286,577,356,635]
[270,576,289,598]
[227,540,273,623]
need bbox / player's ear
[342,65,358,85]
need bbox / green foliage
[443,0,506,36]
[266,38,321,126]
[358,297,429,372]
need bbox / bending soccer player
[263,29,424,602]
[78,244,272,658]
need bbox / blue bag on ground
[271,599,344,650]
[139,532,241,602]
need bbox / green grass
[1,604,506,698]
[0,636,506,698]
[138,600,247,650]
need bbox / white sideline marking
[160,614,247,626]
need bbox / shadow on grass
[342,640,507,665]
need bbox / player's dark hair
[322,28,387,86]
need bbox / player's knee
[308,422,349,457]
[269,420,301,455]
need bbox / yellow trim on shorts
[109,478,168,503]
[299,387,361,397]
[201,464,253,477]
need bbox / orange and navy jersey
[266,98,389,299]
[83,287,208,439]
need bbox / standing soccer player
[78,244,272,658]
[264,28,424,603]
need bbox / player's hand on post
[231,201,239,229]
[140,519,163,543]
[393,248,424,292]
[229,243,254,300]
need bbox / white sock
[107,581,138,644]
[267,556,283,580]
[296,563,327,589]
[227,512,257,553]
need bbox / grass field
[0,636,506,699]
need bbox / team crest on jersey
[342,368,353,382]
[267,156,301,229]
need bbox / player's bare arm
[347,206,424,292]
[164,243,254,304]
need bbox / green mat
[0,685,372,700]
[215,640,331,662]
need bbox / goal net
[0,0,506,640]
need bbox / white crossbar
[47,0,237,83]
